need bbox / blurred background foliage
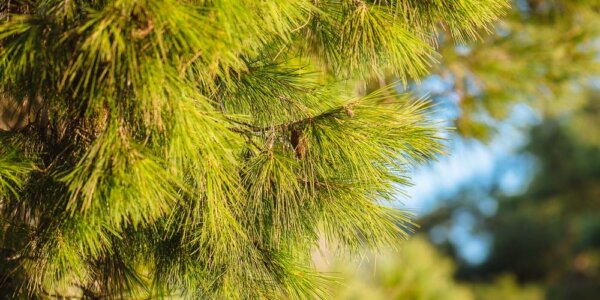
[320,238,543,300]
[322,238,475,300]
[330,0,600,299]
[438,0,600,139]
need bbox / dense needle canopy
[0,1,506,298]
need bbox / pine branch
[0,0,502,298]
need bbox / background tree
[0,0,507,298]
[324,237,476,300]
[420,95,600,299]
[411,1,600,298]
[322,237,543,300]
[434,0,600,138]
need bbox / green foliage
[472,275,543,300]
[436,0,600,139]
[326,237,474,300]
[0,144,31,199]
[325,237,542,300]
[0,0,506,298]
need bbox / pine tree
[0,1,506,298]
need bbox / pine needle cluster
[0,0,506,298]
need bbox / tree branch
[228,101,358,135]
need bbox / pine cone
[290,128,307,159]
[345,107,355,118]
